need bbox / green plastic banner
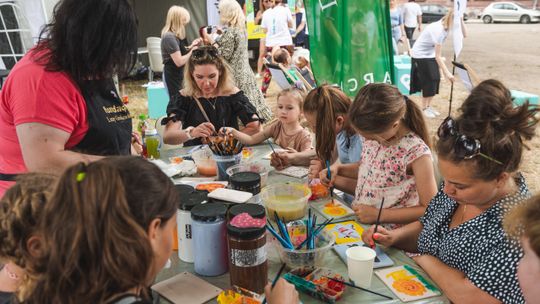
[304,0,394,97]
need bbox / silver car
[481,2,540,24]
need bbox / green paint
[404,265,440,293]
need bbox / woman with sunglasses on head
[161,6,201,103]
[163,45,261,146]
[362,79,539,304]
[201,0,273,121]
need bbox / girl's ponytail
[404,96,431,147]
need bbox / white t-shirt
[402,2,422,28]
[411,20,448,58]
[261,5,293,47]
[300,8,309,35]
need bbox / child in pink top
[321,83,437,230]
[224,88,312,152]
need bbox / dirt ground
[123,21,540,192]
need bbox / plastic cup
[346,246,376,288]
[213,153,242,181]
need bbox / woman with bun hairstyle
[362,79,539,303]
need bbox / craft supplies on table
[334,242,394,269]
[323,220,365,244]
[208,188,253,204]
[191,203,229,276]
[261,183,311,222]
[311,199,355,220]
[375,265,441,302]
[175,184,207,263]
[227,204,268,294]
[283,267,346,303]
[151,271,222,304]
[275,166,309,179]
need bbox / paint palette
[284,267,346,304]
[375,265,441,302]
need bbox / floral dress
[353,132,431,229]
[216,27,273,121]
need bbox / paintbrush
[326,160,335,205]
[324,277,393,300]
[262,263,287,304]
[371,197,385,249]
[267,139,283,168]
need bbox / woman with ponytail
[321,83,437,228]
[363,79,539,303]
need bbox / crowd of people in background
[0,0,539,304]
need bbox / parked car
[419,4,468,23]
[481,2,540,24]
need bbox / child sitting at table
[223,88,312,153]
[0,173,57,303]
[321,83,437,229]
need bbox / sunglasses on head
[192,46,219,60]
[437,117,503,165]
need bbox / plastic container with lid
[191,203,229,276]
[226,162,269,188]
[230,172,261,195]
[175,185,207,263]
[227,204,267,294]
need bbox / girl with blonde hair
[202,0,273,121]
[161,6,201,103]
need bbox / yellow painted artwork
[387,270,427,297]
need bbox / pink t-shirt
[0,49,88,196]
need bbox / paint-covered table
[155,145,449,304]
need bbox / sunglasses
[192,46,219,60]
[437,117,503,165]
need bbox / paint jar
[227,204,267,294]
[230,172,261,195]
[191,203,228,276]
[213,153,242,181]
[176,185,207,263]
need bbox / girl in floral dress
[321,83,437,230]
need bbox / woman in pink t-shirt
[0,0,141,197]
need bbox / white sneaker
[428,107,441,116]
[423,108,436,118]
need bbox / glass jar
[227,204,267,294]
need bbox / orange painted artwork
[375,265,441,302]
[315,200,354,220]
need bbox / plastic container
[261,183,311,222]
[175,184,200,263]
[283,267,346,303]
[230,172,261,195]
[144,128,161,159]
[227,204,268,294]
[191,203,228,276]
[192,147,217,176]
[213,153,242,181]
[226,162,269,188]
[273,230,335,269]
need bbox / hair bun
[460,79,538,141]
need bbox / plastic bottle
[144,128,161,159]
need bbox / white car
[481,2,540,24]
